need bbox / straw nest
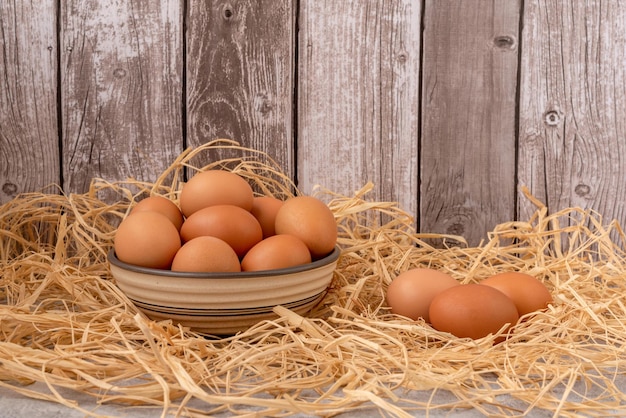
[1,139,625,417]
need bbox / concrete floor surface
[0,382,541,417]
[0,378,612,418]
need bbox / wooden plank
[0,1,59,204]
[518,0,626,234]
[60,0,184,196]
[297,0,420,217]
[186,0,295,177]
[420,0,521,246]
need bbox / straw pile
[1,139,626,417]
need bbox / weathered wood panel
[519,0,626,233]
[0,1,59,204]
[4,0,626,247]
[61,0,184,194]
[186,0,295,176]
[420,0,521,245]
[297,0,420,216]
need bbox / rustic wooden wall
[420,0,520,243]
[1,1,59,200]
[1,0,625,247]
[518,1,626,229]
[61,0,184,195]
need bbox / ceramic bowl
[107,246,340,335]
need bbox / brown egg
[274,196,337,259]
[114,211,181,269]
[180,204,263,258]
[250,196,284,238]
[179,170,254,218]
[386,268,459,323]
[480,272,552,317]
[429,284,519,341]
[171,236,241,273]
[130,195,184,230]
[241,234,312,271]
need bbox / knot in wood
[493,35,516,50]
[255,94,273,115]
[446,222,465,236]
[574,183,591,197]
[2,182,18,196]
[544,110,561,126]
[259,100,272,115]
[113,68,127,79]
[222,4,234,20]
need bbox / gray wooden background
[1,0,625,246]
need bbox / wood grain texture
[60,0,184,195]
[186,0,295,176]
[297,0,420,216]
[420,0,521,246]
[0,1,59,204]
[6,1,626,247]
[518,0,626,231]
